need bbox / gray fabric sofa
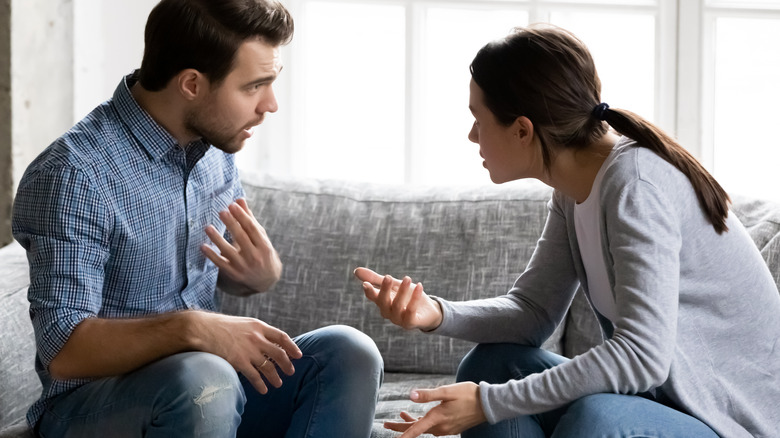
[1,173,779,438]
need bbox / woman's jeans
[36,325,383,438]
[457,344,719,438]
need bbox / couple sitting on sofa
[12,1,779,437]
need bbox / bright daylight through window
[236,0,779,202]
[72,0,780,200]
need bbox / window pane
[296,2,406,183]
[711,17,780,201]
[415,7,529,185]
[550,11,656,123]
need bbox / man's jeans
[458,344,719,438]
[37,325,383,438]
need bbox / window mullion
[676,0,706,164]
[405,1,418,184]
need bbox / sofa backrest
[220,173,563,374]
[731,194,780,291]
[221,174,780,375]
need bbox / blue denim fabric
[457,344,719,438]
[36,325,382,438]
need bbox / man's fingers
[256,357,284,388]
[235,198,253,216]
[223,204,256,249]
[241,365,269,395]
[201,243,240,279]
[204,224,240,259]
[264,330,302,374]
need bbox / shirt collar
[113,71,210,161]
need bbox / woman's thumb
[410,388,439,404]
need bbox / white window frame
[691,1,780,172]
[249,0,679,184]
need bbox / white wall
[73,0,158,120]
[11,0,74,189]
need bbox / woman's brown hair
[470,25,730,233]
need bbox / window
[72,0,780,200]
[246,0,673,186]
[699,1,780,201]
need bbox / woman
[355,25,780,437]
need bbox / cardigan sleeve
[433,189,580,348]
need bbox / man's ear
[513,116,535,144]
[176,69,206,101]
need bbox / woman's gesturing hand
[384,382,487,438]
[354,267,443,331]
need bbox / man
[11,1,382,436]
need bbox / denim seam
[301,355,323,438]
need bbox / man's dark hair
[138,0,294,91]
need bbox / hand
[354,267,443,331]
[190,311,303,395]
[202,198,282,293]
[385,382,486,438]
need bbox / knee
[162,352,242,394]
[457,344,557,384]
[310,325,383,376]
[552,394,617,437]
[153,352,245,428]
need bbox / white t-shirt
[574,147,620,322]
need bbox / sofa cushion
[220,173,563,374]
[0,242,40,432]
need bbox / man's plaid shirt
[12,74,245,427]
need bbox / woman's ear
[176,69,205,101]
[513,116,535,144]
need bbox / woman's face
[467,79,539,184]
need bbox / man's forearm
[48,311,199,381]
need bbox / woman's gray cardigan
[433,138,780,437]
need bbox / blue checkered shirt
[12,74,245,427]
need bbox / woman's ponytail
[601,106,730,233]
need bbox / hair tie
[592,102,609,121]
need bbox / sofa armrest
[0,242,40,431]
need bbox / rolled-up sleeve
[13,165,111,369]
